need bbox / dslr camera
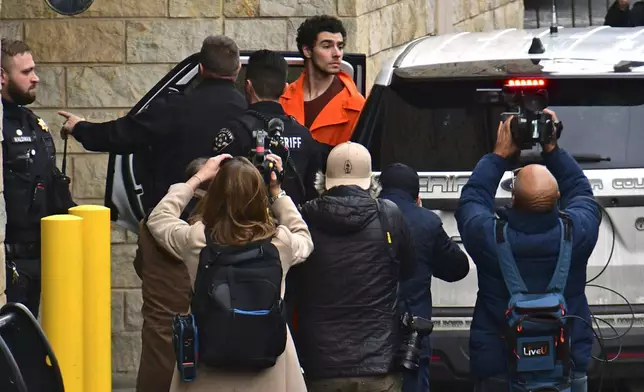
[250,118,286,185]
[399,312,434,371]
[501,86,561,150]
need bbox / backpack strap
[495,219,529,296]
[495,216,573,296]
[203,230,272,266]
[546,214,573,293]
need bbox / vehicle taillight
[505,79,546,87]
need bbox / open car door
[104,51,367,234]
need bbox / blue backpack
[495,214,573,391]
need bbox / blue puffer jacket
[380,189,470,358]
[455,146,601,379]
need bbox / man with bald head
[512,164,560,212]
[456,109,601,392]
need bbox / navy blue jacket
[380,189,470,357]
[455,147,601,378]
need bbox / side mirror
[45,0,95,16]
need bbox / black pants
[5,258,41,317]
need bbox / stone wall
[0,0,5,308]
[0,0,523,387]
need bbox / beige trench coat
[146,183,314,392]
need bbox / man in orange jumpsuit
[281,15,365,155]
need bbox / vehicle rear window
[362,78,644,171]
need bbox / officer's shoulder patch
[213,128,235,153]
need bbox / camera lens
[401,331,421,371]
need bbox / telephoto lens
[400,330,422,371]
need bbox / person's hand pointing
[57,111,85,138]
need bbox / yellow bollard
[41,214,84,392]
[69,205,112,392]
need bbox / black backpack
[191,231,287,370]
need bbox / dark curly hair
[296,15,347,57]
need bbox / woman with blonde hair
[146,153,313,392]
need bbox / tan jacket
[146,183,314,392]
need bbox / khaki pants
[306,374,403,392]
[133,221,192,392]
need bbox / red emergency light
[505,78,546,88]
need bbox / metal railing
[524,0,613,28]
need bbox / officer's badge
[37,118,49,132]
[213,128,234,153]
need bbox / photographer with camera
[455,110,601,392]
[379,163,470,392]
[145,153,313,392]
[290,142,416,392]
[213,49,320,207]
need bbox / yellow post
[69,205,112,392]
[41,214,84,392]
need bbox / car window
[364,78,644,171]
[178,63,305,97]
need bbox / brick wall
[0,0,523,387]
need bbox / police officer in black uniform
[2,39,74,316]
[59,35,247,214]
[213,49,320,206]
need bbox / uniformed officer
[1,39,74,315]
[58,35,247,214]
[214,49,320,206]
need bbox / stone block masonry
[0,34,5,307]
[0,0,523,387]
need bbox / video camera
[500,82,560,150]
[399,312,434,371]
[476,79,563,151]
[501,79,562,150]
[250,118,286,185]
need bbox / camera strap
[374,199,396,263]
[172,313,199,382]
[376,200,416,316]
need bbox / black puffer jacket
[293,185,415,379]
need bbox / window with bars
[524,0,614,28]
